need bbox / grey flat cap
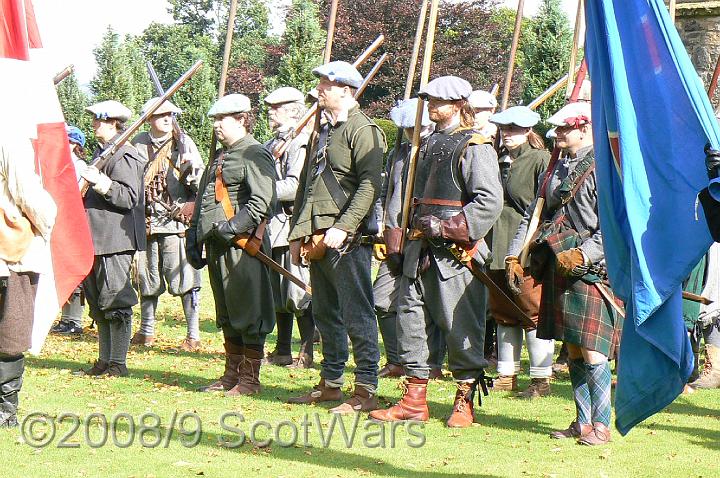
[86,100,132,121]
[207,94,252,117]
[141,97,182,117]
[490,106,540,128]
[468,90,498,109]
[264,87,305,106]
[418,76,472,101]
[312,61,363,89]
[389,98,432,128]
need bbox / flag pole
[500,0,526,111]
[565,0,585,98]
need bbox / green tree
[519,0,574,127]
[140,23,220,163]
[56,72,93,142]
[89,27,152,120]
[167,0,224,38]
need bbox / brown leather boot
[446,382,475,428]
[198,342,243,392]
[578,422,611,445]
[227,347,262,396]
[287,353,313,369]
[73,360,109,377]
[492,374,517,392]
[369,378,429,422]
[179,337,201,352]
[287,379,343,404]
[262,349,293,366]
[689,344,720,389]
[550,420,593,439]
[378,363,404,378]
[518,377,551,398]
[329,385,378,414]
[130,332,154,346]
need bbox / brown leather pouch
[233,220,266,257]
[300,230,328,263]
[0,208,34,263]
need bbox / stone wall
[675,1,720,105]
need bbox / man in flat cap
[262,87,315,368]
[374,98,445,379]
[287,61,386,413]
[370,76,503,428]
[130,98,205,352]
[189,94,276,396]
[505,101,622,445]
[76,100,146,378]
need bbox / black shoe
[106,362,129,377]
[73,360,109,377]
[51,321,83,335]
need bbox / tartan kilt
[537,259,623,358]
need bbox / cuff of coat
[228,208,256,235]
[333,217,359,234]
[440,212,470,243]
[383,227,403,255]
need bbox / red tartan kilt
[537,262,623,359]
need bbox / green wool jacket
[288,105,385,241]
[490,142,550,269]
[191,134,276,243]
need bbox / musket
[146,61,189,156]
[273,34,386,159]
[382,0,429,233]
[489,83,499,97]
[399,0,440,253]
[208,0,239,162]
[80,60,204,196]
[499,0,525,111]
[527,65,581,110]
[683,291,713,305]
[53,65,74,85]
[669,0,677,23]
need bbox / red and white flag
[0,0,94,353]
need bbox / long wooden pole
[500,0,525,111]
[208,0,239,161]
[399,0,440,252]
[323,0,340,63]
[565,0,585,98]
[708,54,720,101]
[527,64,581,110]
[669,0,677,23]
[53,65,74,85]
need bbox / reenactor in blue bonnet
[287,61,386,414]
[190,94,276,396]
[374,98,445,380]
[506,102,623,445]
[75,100,146,378]
[131,98,205,352]
[262,86,315,369]
[486,106,554,398]
[370,76,503,428]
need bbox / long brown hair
[460,100,475,128]
[528,130,545,149]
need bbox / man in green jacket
[187,94,276,396]
[287,61,386,414]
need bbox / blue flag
[584,0,720,435]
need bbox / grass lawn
[1,273,718,478]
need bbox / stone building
[675,1,720,105]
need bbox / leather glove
[386,252,404,277]
[174,201,196,225]
[213,209,254,245]
[555,248,588,277]
[440,212,470,243]
[81,165,112,195]
[185,227,206,269]
[417,215,442,238]
[705,143,720,180]
[505,255,524,295]
[383,227,403,255]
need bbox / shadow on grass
[663,400,720,418]
[639,422,720,451]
